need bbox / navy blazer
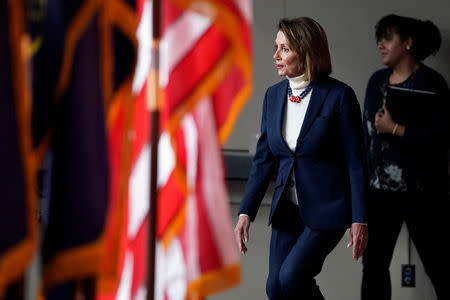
[238,76,368,230]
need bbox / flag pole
[147,0,161,299]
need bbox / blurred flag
[96,17,149,300]
[0,0,38,298]
[154,0,253,299]
[97,0,253,299]
[96,54,151,300]
[30,0,137,298]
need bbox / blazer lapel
[272,80,292,153]
[295,79,330,150]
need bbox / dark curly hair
[375,14,441,62]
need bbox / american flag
[98,0,252,299]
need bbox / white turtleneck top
[282,74,312,205]
[283,74,312,151]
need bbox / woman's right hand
[234,215,251,254]
[375,104,396,134]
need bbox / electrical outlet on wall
[401,264,415,287]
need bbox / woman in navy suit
[234,17,369,300]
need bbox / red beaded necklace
[288,85,312,103]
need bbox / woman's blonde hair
[278,17,332,81]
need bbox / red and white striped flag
[98,0,252,299]
[150,1,253,299]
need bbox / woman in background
[361,14,450,300]
[234,17,368,300]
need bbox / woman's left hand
[347,223,368,260]
[374,105,396,134]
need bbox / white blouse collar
[287,74,309,90]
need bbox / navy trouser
[361,188,450,300]
[266,201,345,300]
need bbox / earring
[406,45,411,50]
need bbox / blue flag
[31,0,136,297]
[0,1,38,298]
[36,3,109,295]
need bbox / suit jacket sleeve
[238,89,277,221]
[338,86,368,223]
